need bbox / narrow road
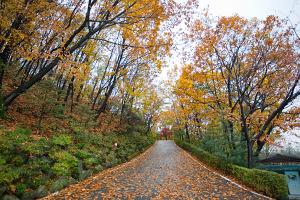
[43,140,269,200]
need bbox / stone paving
[43,140,270,200]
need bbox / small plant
[0,126,155,199]
[16,183,27,197]
[52,134,72,147]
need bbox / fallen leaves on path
[42,141,270,200]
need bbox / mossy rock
[68,177,77,185]
[79,170,92,181]
[94,165,103,172]
[0,186,6,197]
[21,191,36,200]
[35,185,48,198]
[103,162,112,168]
[2,194,20,200]
[49,178,69,193]
[21,185,48,200]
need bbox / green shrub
[24,138,50,156]
[52,134,72,147]
[0,166,21,186]
[0,155,5,165]
[75,149,92,159]
[12,128,31,137]
[50,151,78,176]
[11,155,26,165]
[116,149,129,162]
[83,157,100,169]
[0,128,31,154]
[50,151,78,165]
[16,183,27,197]
[0,126,155,199]
[105,152,120,167]
[27,157,52,174]
[175,140,288,200]
[53,104,65,119]
[230,165,288,200]
[52,162,72,176]
[29,175,50,189]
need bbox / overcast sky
[198,0,300,22]
[162,0,300,78]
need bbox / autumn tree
[173,15,300,168]
[0,0,172,112]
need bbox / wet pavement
[43,140,270,200]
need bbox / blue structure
[259,154,300,199]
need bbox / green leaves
[50,151,78,176]
[52,134,72,147]
[52,162,73,176]
[176,140,289,200]
[0,126,154,198]
[24,138,50,156]
[0,166,21,186]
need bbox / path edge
[41,141,156,199]
[173,140,273,200]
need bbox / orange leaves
[217,15,247,33]
[192,20,204,32]
[169,13,300,151]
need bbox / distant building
[259,154,300,199]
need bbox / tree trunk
[119,92,128,123]
[247,140,254,168]
[90,78,98,100]
[146,115,152,134]
[229,121,235,148]
[76,84,83,102]
[226,120,235,150]
[57,78,66,101]
[95,40,126,119]
[4,58,60,107]
[0,60,5,91]
[95,84,114,119]
[70,82,74,112]
[92,87,101,110]
[0,8,29,89]
[0,49,13,111]
[64,76,75,103]
[185,122,190,141]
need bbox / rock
[79,170,92,181]
[68,177,77,185]
[21,191,36,200]
[0,186,6,197]
[2,194,20,200]
[95,164,103,172]
[35,185,48,198]
[49,178,69,193]
[78,160,83,173]
[103,162,112,168]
